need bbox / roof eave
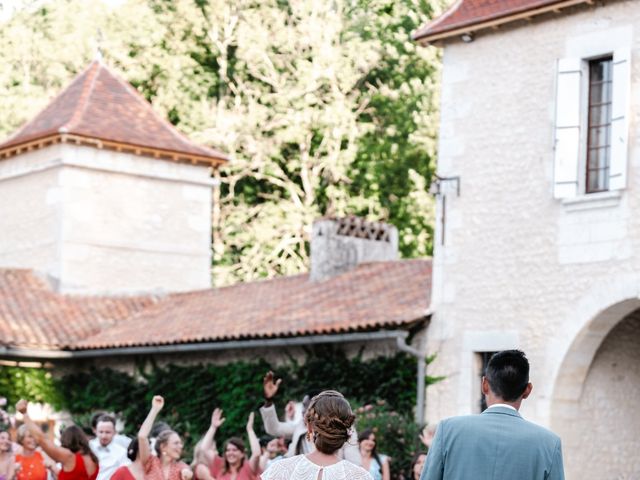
[0,132,228,167]
[0,326,431,360]
[413,0,592,45]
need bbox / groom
[420,350,565,480]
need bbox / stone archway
[551,300,640,479]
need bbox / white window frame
[553,31,631,200]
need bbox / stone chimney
[310,217,398,282]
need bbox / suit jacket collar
[482,406,522,418]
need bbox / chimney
[310,217,398,282]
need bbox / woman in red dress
[137,396,192,480]
[110,439,144,480]
[16,400,98,480]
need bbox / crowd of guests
[0,372,433,480]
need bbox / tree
[0,0,443,286]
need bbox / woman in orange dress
[16,400,98,480]
[137,396,192,480]
[15,425,59,480]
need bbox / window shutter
[609,48,631,191]
[553,58,582,199]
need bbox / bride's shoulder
[341,461,374,480]
[261,456,304,479]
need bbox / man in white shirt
[89,414,130,480]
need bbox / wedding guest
[16,400,98,480]
[137,396,192,480]
[258,437,283,472]
[90,414,130,450]
[15,425,59,480]
[409,452,428,480]
[358,429,390,480]
[199,408,261,480]
[89,415,129,480]
[110,439,144,480]
[0,429,15,480]
[190,442,214,480]
[260,390,373,480]
[260,372,361,465]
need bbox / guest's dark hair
[90,412,107,430]
[304,390,355,455]
[127,438,139,462]
[96,414,116,427]
[485,350,530,401]
[154,430,179,457]
[223,437,246,474]
[358,429,383,474]
[61,425,98,465]
[410,451,428,480]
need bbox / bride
[260,390,372,480]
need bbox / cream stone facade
[0,143,214,294]
[425,1,640,478]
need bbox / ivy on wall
[1,347,438,479]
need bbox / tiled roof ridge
[414,0,589,43]
[106,62,223,158]
[63,60,101,133]
[424,0,464,32]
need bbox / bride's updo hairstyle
[304,390,355,455]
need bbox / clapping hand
[211,408,225,429]
[263,371,282,400]
[180,468,193,480]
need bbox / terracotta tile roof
[413,0,591,43]
[74,259,432,350]
[0,269,157,350]
[0,60,228,165]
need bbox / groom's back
[439,408,562,480]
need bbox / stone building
[0,61,432,411]
[415,0,640,478]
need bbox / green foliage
[0,0,442,287]
[356,402,422,479]
[1,349,438,477]
[0,366,60,406]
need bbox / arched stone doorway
[551,301,640,479]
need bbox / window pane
[586,57,613,194]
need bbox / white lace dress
[260,455,373,480]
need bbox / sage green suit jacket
[419,406,564,480]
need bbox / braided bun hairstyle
[304,390,355,455]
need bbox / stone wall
[0,144,214,294]
[427,1,640,477]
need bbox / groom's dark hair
[485,350,530,401]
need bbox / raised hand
[16,399,28,415]
[211,408,225,429]
[180,468,193,480]
[263,371,282,400]
[151,395,164,411]
[419,425,435,448]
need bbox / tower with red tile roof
[0,59,227,295]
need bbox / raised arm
[199,408,225,465]
[245,412,261,474]
[16,400,74,468]
[260,372,297,438]
[137,395,164,465]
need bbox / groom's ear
[522,382,533,400]
[481,376,490,395]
